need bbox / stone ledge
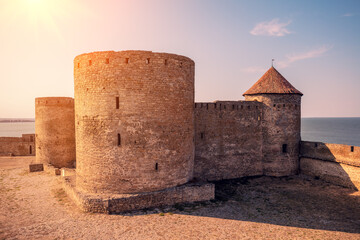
[62,176,215,214]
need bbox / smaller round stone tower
[243,67,303,176]
[35,97,76,168]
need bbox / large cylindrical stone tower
[244,67,303,176]
[74,51,195,194]
[35,97,76,168]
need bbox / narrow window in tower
[106,58,109,64]
[206,104,209,110]
[29,145,32,154]
[146,58,150,64]
[125,58,129,64]
[232,105,235,110]
[282,144,288,153]
[224,105,226,109]
[315,143,318,148]
[89,60,92,66]
[155,163,158,171]
[200,132,205,139]
[180,62,183,68]
[117,134,121,146]
[116,97,119,109]
[164,59,168,65]
[351,146,354,152]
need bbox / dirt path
[0,156,359,240]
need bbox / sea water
[0,118,359,146]
[301,118,360,146]
[0,122,35,137]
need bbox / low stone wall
[63,176,215,213]
[0,134,35,156]
[300,141,360,190]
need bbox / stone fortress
[4,50,358,213]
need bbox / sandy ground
[0,156,359,240]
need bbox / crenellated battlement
[74,50,194,71]
[35,97,74,107]
[195,101,262,111]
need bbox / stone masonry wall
[0,134,35,156]
[194,101,263,181]
[300,141,360,190]
[35,97,76,168]
[245,94,301,177]
[74,51,195,194]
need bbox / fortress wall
[194,101,263,181]
[74,51,195,194]
[300,141,360,190]
[35,97,76,168]
[0,134,35,156]
[245,94,301,176]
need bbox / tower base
[62,176,215,214]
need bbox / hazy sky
[0,0,359,118]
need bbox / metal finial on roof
[272,59,274,67]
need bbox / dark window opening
[351,146,354,152]
[200,132,205,139]
[215,104,217,109]
[164,59,168,65]
[273,104,276,107]
[247,106,250,110]
[125,58,129,64]
[106,58,109,64]
[282,144,288,153]
[194,103,197,108]
[155,163,158,171]
[29,145,32,154]
[89,60,92,66]
[206,104,209,110]
[232,105,235,110]
[116,97,119,109]
[283,104,285,107]
[117,134,121,146]
[224,105,226,109]
[241,105,243,109]
[256,106,258,109]
[315,143,318,148]
[146,58,150,64]
[180,62,183,68]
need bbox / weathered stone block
[29,163,44,172]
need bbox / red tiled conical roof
[243,67,303,96]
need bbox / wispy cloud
[277,45,333,68]
[250,18,292,37]
[242,45,333,72]
[343,13,354,17]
